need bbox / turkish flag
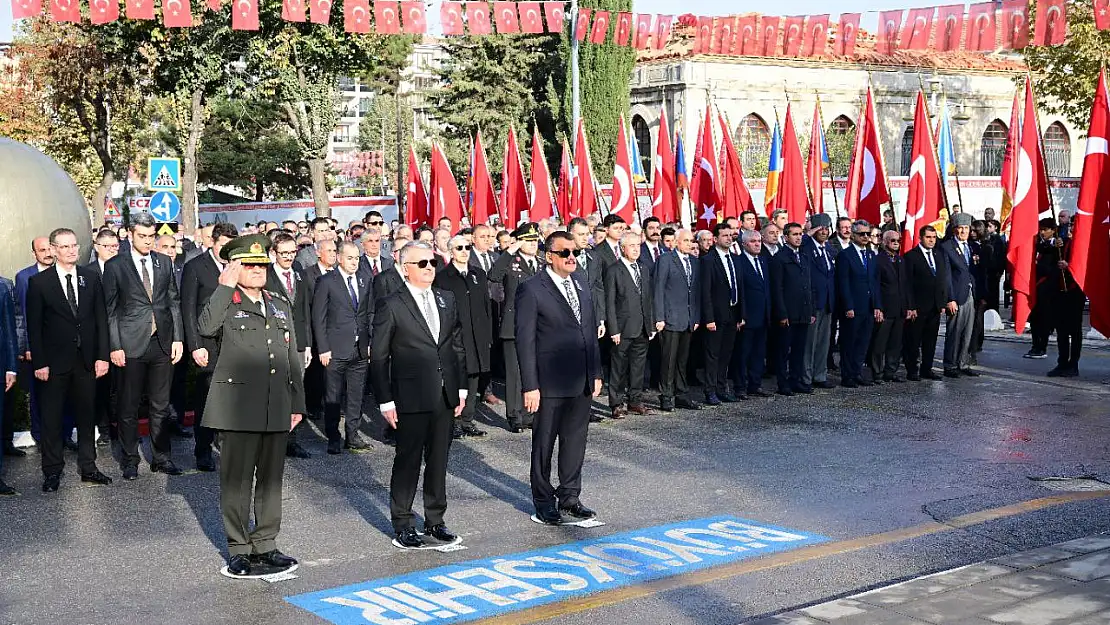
[902,91,945,250]
[309,0,332,24]
[543,2,564,33]
[633,14,653,50]
[1097,0,1110,31]
[876,10,903,54]
[429,143,464,228]
[163,0,193,27]
[610,114,636,223]
[806,103,826,214]
[343,0,369,32]
[574,7,590,41]
[844,87,891,224]
[206,0,219,9]
[470,131,498,227]
[738,15,759,55]
[1008,77,1050,334]
[613,12,632,46]
[778,105,811,224]
[90,0,121,24]
[557,139,573,222]
[572,119,598,218]
[1033,0,1066,46]
[709,18,726,54]
[406,147,429,229]
[935,5,965,52]
[466,1,492,35]
[493,1,518,33]
[11,0,42,19]
[519,2,543,33]
[801,15,829,57]
[373,1,398,32]
[1001,0,1030,49]
[691,108,721,230]
[282,0,306,22]
[529,128,556,221]
[49,0,80,21]
[835,13,860,55]
[589,11,611,44]
[901,7,935,50]
[758,15,780,56]
[718,112,756,222]
[440,1,463,34]
[653,14,673,50]
[651,105,676,223]
[782,16,805,56]
[999,90,1020,230]
[401,0,425,34]
[233,0,260,30]
[501,125,530,227]
[694,16,712,54]
[965,2,996,50]
[1071,67,1110,337]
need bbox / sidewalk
[751,535,1110,625]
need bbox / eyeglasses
[276,250,297,257]
[367,220,384,226]
[96,243,120,250]
[548,248,574,258]
[454,244,472,251]
[404,258,439,269]
[870,233,881,239]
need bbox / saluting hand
[218,260,242,288]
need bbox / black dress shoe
[1061,367,1080,378]
[395,527,425,548]
[885,376,905,383]
[922,371,942,380]
[285,442,311,459]
[943,369,961,378]
[1046,367,1065,377]
[95,434,110,448]
[870,377,884,385]
[42,474,60,492]
[814,380,836,389]
[588,414,604,423]
[227,554,252,576]
[382,430,396,447]
[327,439,343,455]
[3,445,26,457]
[80,470,112,485]
[659,399,675,412]
[906,373,922,381]
[792,386,813,394]
[196,455,217,472]
[719,393,740,402]
[0,480,15,496]
[461,424,486,437]
[451,424,465,439]
[675,397,701,410]
[508,423,524,433]
[559,502,596,519]
[121,465,138,481]
[534,508,564,525]
[424,523,458,542]
[777,388,794,397]
[841,380,858,388]
[704,393,722,406]
[151,462,183,476]
[858,379,874,387]
[960,368,980,377]
[345,434,372,450]
[253,549,297,568]
[62,438,79,452]
[749,389,773,397]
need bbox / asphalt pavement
[1,332,1108,625]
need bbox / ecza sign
[286,516,828,624]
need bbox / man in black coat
[902,225,950,381]
[870,230,907,383]
[266,232,313,458]
[371,242,467,549]
[516,231,602,525]
[433,235,492,438]
[604,231,654,418]
[700,223,744,405]
[299,239,337,421]
[180,222,238,471]
[835,220,882,388]
[940,213,980,377]
[87,229,120,446]
[102,212,185,480]
[372,240,408,303]
[488,223,542,432]
[652,229,701,412]
[27,228,112,491]
[312,241,373,454]
[770,223,815,395]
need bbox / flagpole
[570,0,580,132]
[782,81,814,217]
[815,94,841,218]
[1027,74,1059,221]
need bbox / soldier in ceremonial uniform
[488,223,542,432]
[197,235,305,577]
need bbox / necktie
[861,250,868,270]
[653,246,660,261]
[564,278,580,323]
[528,259,536,273]
[141,257,156,335]
[65,274,77,316]
[962,242,970,265]
[727,255,738,305]
[347,275,358,309]
[284,271,293,295]
[925,249,936,275]
[371,259,379,276]
[631,263,641,291]
[422,291,439,339]
[259,300,266,317]
[683,255,692,284]
[755,257,764,281]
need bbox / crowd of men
[0,204,1087,505]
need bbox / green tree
[1023,0,1106,128]
[357,93,416,195]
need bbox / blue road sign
[149,191,181,223]
[148,157,181,191]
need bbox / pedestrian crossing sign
[147,157,181,191]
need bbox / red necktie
[285,271,293,294]
[653,246,660,261]
[371,260,379,276]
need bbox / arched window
[631,115,652,181]
[828,115,855,136]
[736,113,770,177]
[1043,122,1071,177]
[979,119,1008,176]
[900,126,915,176]
[825,115,855,177]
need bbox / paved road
[1,335,1108,625]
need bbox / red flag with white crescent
[999,91,1020,230]
[471,131,498,226]
[876,10,903,54]
[501,125,530,227]
[529,127,556,221]
[758,15,780,56]
[90,0,121,24]
[518,2,543,33]
[466,1,492,35]
[1008,77,1050,334]
[406,147,429,229]
[692,108,720,230]
[611,114,636,223]
[401,0,425,34]
[782,16,805,56]
[343,0,370,32]
[493,1,519,33]
[902,91,945,250]
[543,2,564,33]
[373,1,398,32]
[901,7,935,50]
[589,11,611,44]
[806,102,825,214]
[1033,0,1067,46]
[965,2,996,50]
[282,0,306,22]
[613,12,632,46]
[309,0,332,24]
[206,0,220,9]
[572,119,598,218]
[49,0,80,22]
[694,16,712,53]
[440,1,463,34]
[1001,0,1030,49]
[652,105,677,223]
[1097,0,1110,30]
[633,14,653,49]
[557,139,573,222]
[233,0,260,30]
[574,7,590,40]
[844,87,891,224]
[934,4,965,52]
[653,14,673,50]
[124,0,155,18]
[429,143,463,227]
[11,0,42,19]
[835,13,860,55]
[717,111,755,221]
[162,0,193,27]
[801,15,828,56]
[778,104,811,224]
[1069,67,1110,336]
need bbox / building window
[828,115,855,136]
[736,113,770,177]
[979,119,1008,176]
[1043,122,1071,177]
[825,115,855,177]
[631,115,652,180]
[900,126,915,176]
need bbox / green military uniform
[197,235,306,559]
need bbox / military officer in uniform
[197,235,305,577]
[488,223,542,432]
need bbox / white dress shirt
[621,258,641,284]
[744,251,764,279]
[546,268,577,309]
[131,249,154,281]
[55,264,78,308]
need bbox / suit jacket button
[227,378,233,382]
[265,325,270,330]
[240,325,246,330]
[270,353,274,359]
[270,369,276,374]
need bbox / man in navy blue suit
[802,214,837,389]
[770,223,815,395]
[699,223,744,405]
[0,276,17,496]
[941,213,980,377]
[735,229,772,397]
[652,229,701,412]
[516,231,602,525]
[835,220,883,388]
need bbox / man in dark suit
[15,236,62,448]
[770,223,815,395]
[102,211,185,480]
[299,239,337,421]
[371,240,407,302]
[700,223,744,405]
[941,213,980,377]
[516,231,602,525]
[604,231,654,418]
[653,229,700,412]
[371,242,467,549]
[87,230,120,446]
[735,229,772,397]
[266,233,313,458]
[826,216,854,372]
[870,230,907,383]
[488,223,542,432]
[26,228,112,491]
[180,222,238,472]
[802,214,836,390]
[434,234,492,438]
[903,225,950,381]
[357,226,394,277]
[0,275,16,495]
[312,241,373,454]
[639,216,664,277]
[835,220,882,388]
[590,214,627,271]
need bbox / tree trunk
[308,157,330,217]
[255,181,264,202]
[93,169,114,227]
[72,93,115,226]
[181,89,206,232]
